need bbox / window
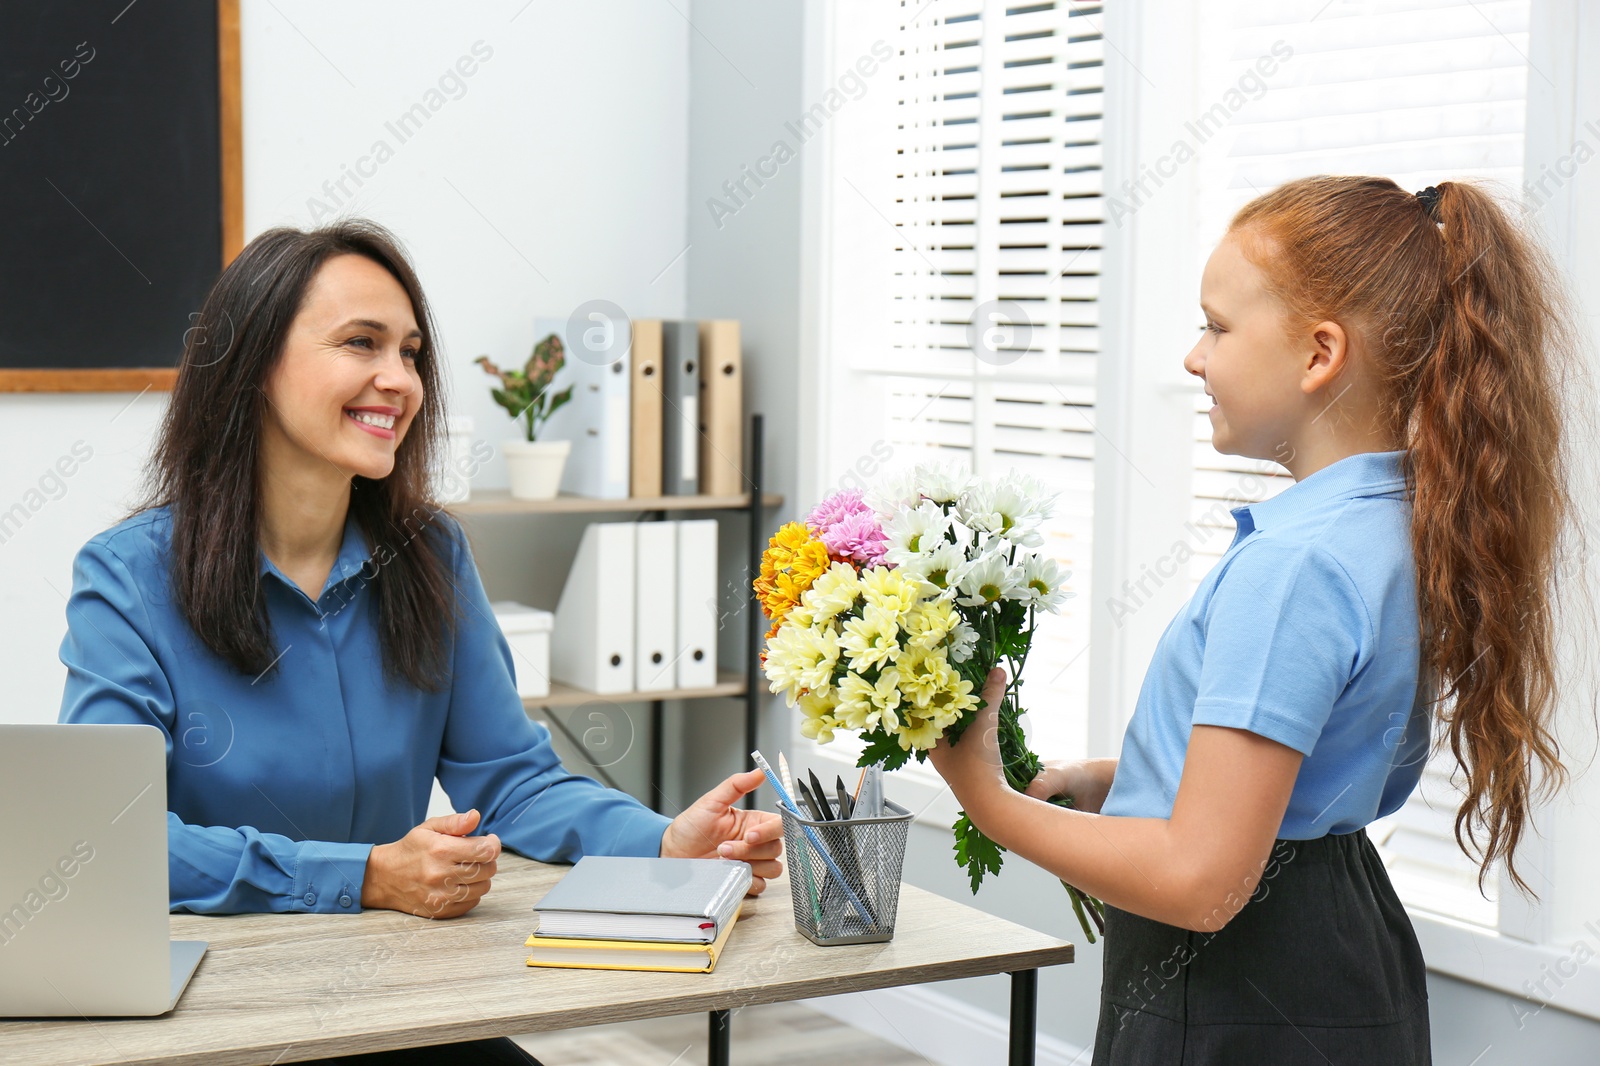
[815,0,1105,782]
[812,0,1600,1018]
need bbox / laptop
[0,723,206,1017]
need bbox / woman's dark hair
[1229,176,1596,896]
[139,219,456,691]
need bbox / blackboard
[0,0,240,391]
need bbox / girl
[58,221,782,1066]
[928,176,1585,1064]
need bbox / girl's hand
[362,809,501,919]
[926,667,1010,806]
[1025,758,1117,814]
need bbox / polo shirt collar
[1231,449,1408,537]
[257,508,374,592]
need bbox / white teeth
[347,410,396,430]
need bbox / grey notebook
[532,856,750,943]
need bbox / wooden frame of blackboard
[0,0,242,395]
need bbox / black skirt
[1092,828,1431,1065]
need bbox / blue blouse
[58,505,670,914]
[1100,450,1432,838]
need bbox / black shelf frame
[634,412,772,812]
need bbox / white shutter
[1187,0,1532,930]
[821,0,1105,761]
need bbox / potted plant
[476,333,574,500]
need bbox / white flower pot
[503,438,570,500]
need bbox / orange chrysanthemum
[753,522,832,622]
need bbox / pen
[750,751,875,926]
[777,753,823,927]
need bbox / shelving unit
[451,490,783,517]
[452,414,780,812]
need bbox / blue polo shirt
[58,505,670,914]
[1100,450,1431,838]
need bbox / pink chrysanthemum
[819,510,891,568]
[806,489,872,535]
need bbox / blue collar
[257,509,374,596]
[1231,449,1408,538]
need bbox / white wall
[0,1,690,746]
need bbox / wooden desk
[2,856,1074,1066]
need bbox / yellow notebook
[525,903,743,973]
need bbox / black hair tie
[1415,185,1442,218]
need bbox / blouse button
[302,891,317,907]
[339,894,353,908]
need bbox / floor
[511,1001,927,1065]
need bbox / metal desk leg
[708,1008,732,1066]
[1009,969,1038,1066]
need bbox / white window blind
[1188,0,1532,931]
[821,0,1105,763]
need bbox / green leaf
[855,727,911,772]
[952,812,1005,894]
[547,384,574,416]
[489,387,527,419]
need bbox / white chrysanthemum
[838,605,901,673]
[883,500,953,562]
[866,461,974,520]
[863,468,921,521]
[917,461,975,506]
[952,547,1023,607]
[801,560,863,621]
[860,566,918,622]
[763,623,841,704]
[1012,553,1074,612]
[947,617,979,662]
[837,668,903,731]
[896,542,967,597]
[956,475,1054,547]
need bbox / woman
[59,220,781,1065]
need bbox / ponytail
[1407,181,1575,895]
[1229,176,1594,896]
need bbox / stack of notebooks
[525,856,750,973]
[537,317,744,500]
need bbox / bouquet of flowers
[754,463,1107,942]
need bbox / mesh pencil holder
[778,799,913,946]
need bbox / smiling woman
[56,222,783,1066]
[144,221,455,689]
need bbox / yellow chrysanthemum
[797,690,840,744]
[896,711,946,752]
[838,605,901,674]
[754,522,833,621]
[836,668,903,732]
[762,622,841,705]
[800,560,863,621]
[860,566,918,623]
[895,645,954,709]
[903,598,961,652]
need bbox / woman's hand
[1025,757,1118,814]
[925,667,1010,810]
[660,769,784,895]
[362,809,501,919]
